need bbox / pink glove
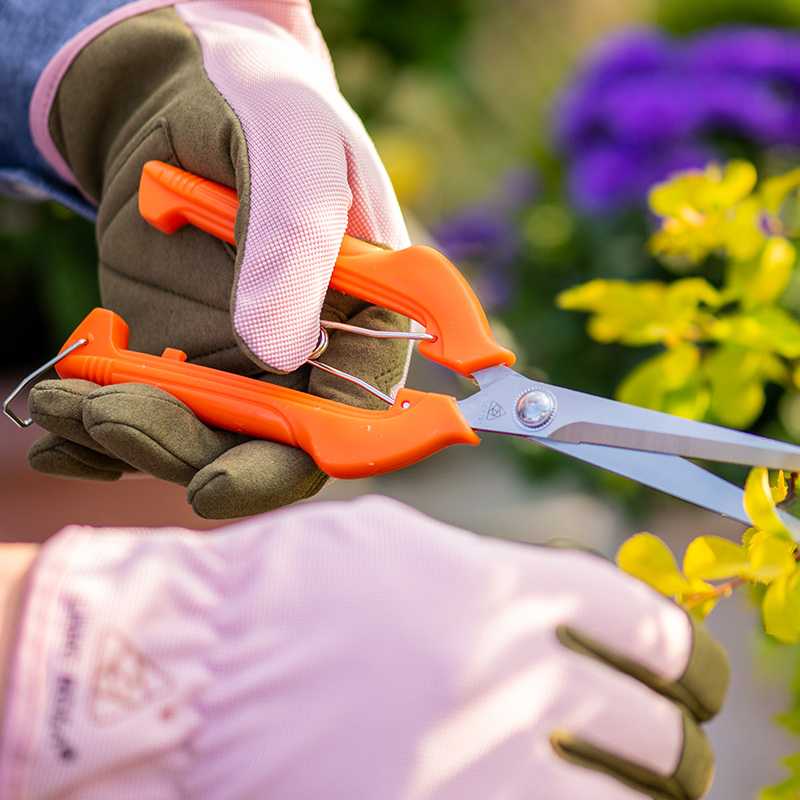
[25,1,414,516]
[33,0,410,372]
[0,497,727,799]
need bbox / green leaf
[648,169,707,218]
[723,196,767,262]
[649,161,761,263]
[760,168,800,213]
[557,280,668,345]
[759,238,796,300]
[760,770,800,800]
[762,567,800,643]
[688,597,719,620]
[665,276,722,314]
[763,752,800,800]
[650,160,756,217]
[556,280,652,341]
[617,345,710,419]
[776,709,800,738]
[748,535,798,583]
[745,468,795,540]
[558,278,719,347]
[657,378,712,420]
[616,533,688,597]
[725,238,796,308]
[648,224,724,263]
[716,160,760,206]
[709,307,800,358]
[703,345,771,429]
[775,470,789,504]
[683,536,750,581]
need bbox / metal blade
[457,365,800,538]
[550,419,800,471]
[458,365,800,471]
[537,438,800,541]
[536,438,751,526]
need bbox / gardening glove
[25,2,411,518]
[0,496,728,800]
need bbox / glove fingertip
[28,434,125,482]
[28,379,104,447]
[679,614,730,721]
[188,440,328,519]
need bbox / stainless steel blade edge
[460,365,800,471]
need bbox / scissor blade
[538,438,800,541]
[458,365,800,538]
[537,438,751,526]
[551,419,800,471]
[459,366,800,471]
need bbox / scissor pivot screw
[516,389,554,428]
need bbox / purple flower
[574,29,677,94]
[555,24,800,212]
[688,26,800,82]
[566,142,716,213]
[432,167,539,309]
[434,207,520,309]
[434,207,515,263]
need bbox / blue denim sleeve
[0,0,137,217]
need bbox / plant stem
[684,576,746,610]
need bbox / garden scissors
[7,161,800,532]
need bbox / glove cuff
[31,0,187,198]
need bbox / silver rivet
[516,390,554,428]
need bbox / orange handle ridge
[140,160,238,244]
[57,308,479,478]
[140,160,515,376]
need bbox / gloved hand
[0,497,728,800]
[26,2,411,518]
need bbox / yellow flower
[616,469,800,630]
[648,160,761,263]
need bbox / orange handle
[140,160,515,376]
[56,308,479,478]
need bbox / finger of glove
[309,288,412,409]
[528,551,729,722]
[544,650,689,785]
[28,379,118,455]
[188,439,328,520]
[81,383,246,487]
[552,706,713,800]
[177,2,409,373]
[28,433,129,481]
[557,613,728,725]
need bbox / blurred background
[5,0,800,795]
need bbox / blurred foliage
[656,0,800,33]
[322,0,651,217]
[559,161,800,430]
[0,199,97,370]
[429,10,800,505]
[315,0,473,71]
